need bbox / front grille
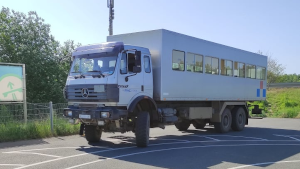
[66,84,119,102]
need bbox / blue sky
[2,0,300,74]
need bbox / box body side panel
[160,30,267,101]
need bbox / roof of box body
[107,29,267,59]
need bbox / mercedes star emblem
[81,88,89,98]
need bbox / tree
[0,7,80,103]
[257,51,285,89]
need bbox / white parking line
[151,138,190,142]
[3,146,109,153]
[5,152,62,158]
[274,134,300,141]
[228,159,300,169]
[204,135,268,141]
[187,135,220,141]
[0,164,25,167]
[14,139,296,169]
[65,143,300,169]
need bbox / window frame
[221,59,233,76]
[144,55,151,73]
[120,52,128,74]
[234,61,246,78]
[186,52,203,73]
[256,66,266,80]
[205,56,212,74]
[246,64,256,79]
[172,50,185,71]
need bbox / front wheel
[85,125,102,142]
[135,111,150,147]
[214,108,232,133]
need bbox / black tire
[231,107,246,131]
[214,108,232,133]
[85,125,102,142]
[192,121,206,129]
[135,111,150,147]
[175,119,190,131]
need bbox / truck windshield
[70,54,117,76]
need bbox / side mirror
[133,66,141,73]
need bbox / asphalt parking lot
[1,118,300,169]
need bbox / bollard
[49,101,53,133]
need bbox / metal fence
[0,102,68,130]
[269,82,300,88]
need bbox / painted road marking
[5,152,62,158]
[151,138,190,142]
[201,135,268,141]
[274,134,300,141]
[228,159,300,169]
[65,143,300,169]
[187,135,220,141]
[3,146,110,153]
[9,137,300,169]
[0,164,25,167]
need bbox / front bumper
[63,105,128,121]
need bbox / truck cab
[64,42,158,147]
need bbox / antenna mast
[107,0,114,35]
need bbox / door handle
[141,85,144,91]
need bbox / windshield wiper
[87,70,105,78]
[70,72,85,79]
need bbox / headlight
[66,110,72,117]
[101,112,110,118]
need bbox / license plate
[79,114,91,119]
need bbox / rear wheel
[214,108,232,133]
[231,107,246,131]
[135,111,150,147]
[85,125,102,142]
[192,120,206,129]
[175,119,190,131]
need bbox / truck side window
[205,56,212,74]
[256,66,266,80]
[128,53,136,73]
[187,53,203,73]
[234,62,245,77]
[246,64,256,79]
[172,50,185,71]
[144,56,151,73]
[120,53,127,74]
[221,59,233,76]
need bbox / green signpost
[0,63,27,123]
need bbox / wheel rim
[223,115,229,127]
[238,113,244,125]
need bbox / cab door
[143,55,153,98]
[118,51,144,105]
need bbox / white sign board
[0,63,25,102]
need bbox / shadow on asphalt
[77,126,300,168]
[0,139,49,149]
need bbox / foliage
[257,51,286,89]
[250,88,300,118]
[0,7,80,103]
[277,74,300,83]
[0,118,80,142]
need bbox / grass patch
[250,88,300,118]
[0,118,80,142]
